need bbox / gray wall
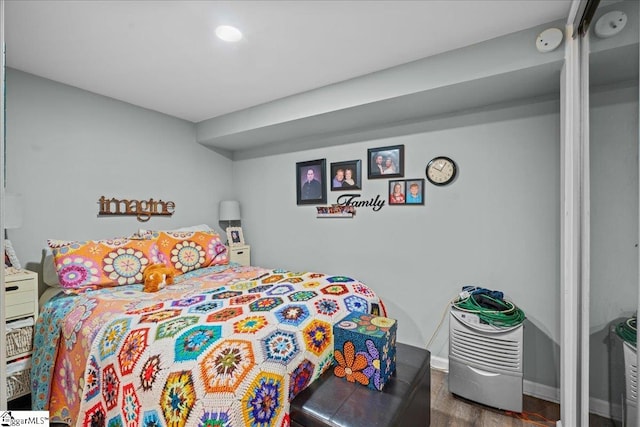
[5,69,233,296]
[232,98,562,388]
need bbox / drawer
[230,249,250,266]
[5,275,37,320]
[6,302,35,321]
[5,277,36,295]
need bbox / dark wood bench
[290,342,430,427]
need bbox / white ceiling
[5,1,572,123]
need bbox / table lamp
[4,192,23,239]
[218,200,240,231]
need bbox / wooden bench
[290,342,430,427]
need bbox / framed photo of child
[226,227,245,246]
[405,179,425,205]
[388,179,424,206]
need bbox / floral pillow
[153,230,228,275]
[47,237,163,291]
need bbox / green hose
[453,293,526,327]
[616,316,637,346]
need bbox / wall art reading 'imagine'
[98,196,175,222]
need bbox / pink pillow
[47,237,162,290]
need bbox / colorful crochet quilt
[32,264,382,426]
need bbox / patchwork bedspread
[32,264,382,426]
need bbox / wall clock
[426,156,457,186]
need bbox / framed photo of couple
[330,160,362,191]
[368,144,404,179]
[389,179,425,205]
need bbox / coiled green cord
[616,316,637,346]
[453,293,526,327]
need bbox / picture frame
[226,226,245,246]
[330,159,362,191]
[388,178,425,206]
[296,159,327,205]
[316,205,356,218]
[4,240,21,269]
[368,144,404,179]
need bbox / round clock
[426,156,457,186]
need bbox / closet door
[588,0,639,424]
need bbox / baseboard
[430,355,449,372]
[520,382,621,420]
[430,355,620,421]
[523,379,559,403]
[590,396,622,421]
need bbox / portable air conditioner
[448,307,523,412]
[623,340,637,427]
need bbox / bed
[32,231,384,427]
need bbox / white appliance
[623,340,637,427]
[448,307,524,412]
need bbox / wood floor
[11,371,618,426]
[431,369,616,427]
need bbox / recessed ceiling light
[215,25,243,42]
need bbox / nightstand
[5,269,38,401]
[5,270,38,322]
[227,245,251,266]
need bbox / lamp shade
[4,193,23,230]
[219,200,241,221]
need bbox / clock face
[426,156,457,186]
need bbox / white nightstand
[5,270,38,401]
[5,270,38,323]
[227,245,251,266]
